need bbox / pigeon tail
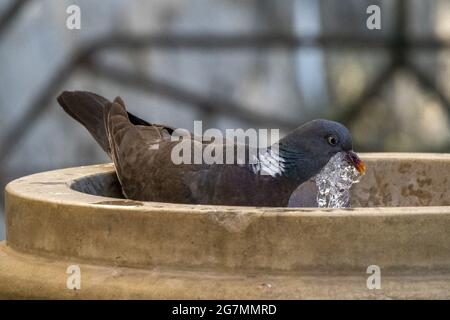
[57,91,112,155]
[57,91,152,157]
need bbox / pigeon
[57,91,365,207]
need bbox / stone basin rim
[5,152,450,215]
[4,152,450,274]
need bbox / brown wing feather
[103,101,183,199]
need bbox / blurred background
[1,0,450,239]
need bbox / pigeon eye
[326,135,339,146]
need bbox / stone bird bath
[1,153,449,299]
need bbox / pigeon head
[277,119,365,181]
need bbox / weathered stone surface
[1,242,449,299]
[1,153,450,299]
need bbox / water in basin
[315,152,362,208]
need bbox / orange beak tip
[356,161,366,175]
[346,151,366,175]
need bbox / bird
[57,91,365,207]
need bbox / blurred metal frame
[0,0,450,166]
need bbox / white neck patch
[251,148,285,177]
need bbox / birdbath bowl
[1,153,450,299]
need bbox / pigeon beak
[346,151,366,175]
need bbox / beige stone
[1,153,449,299]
